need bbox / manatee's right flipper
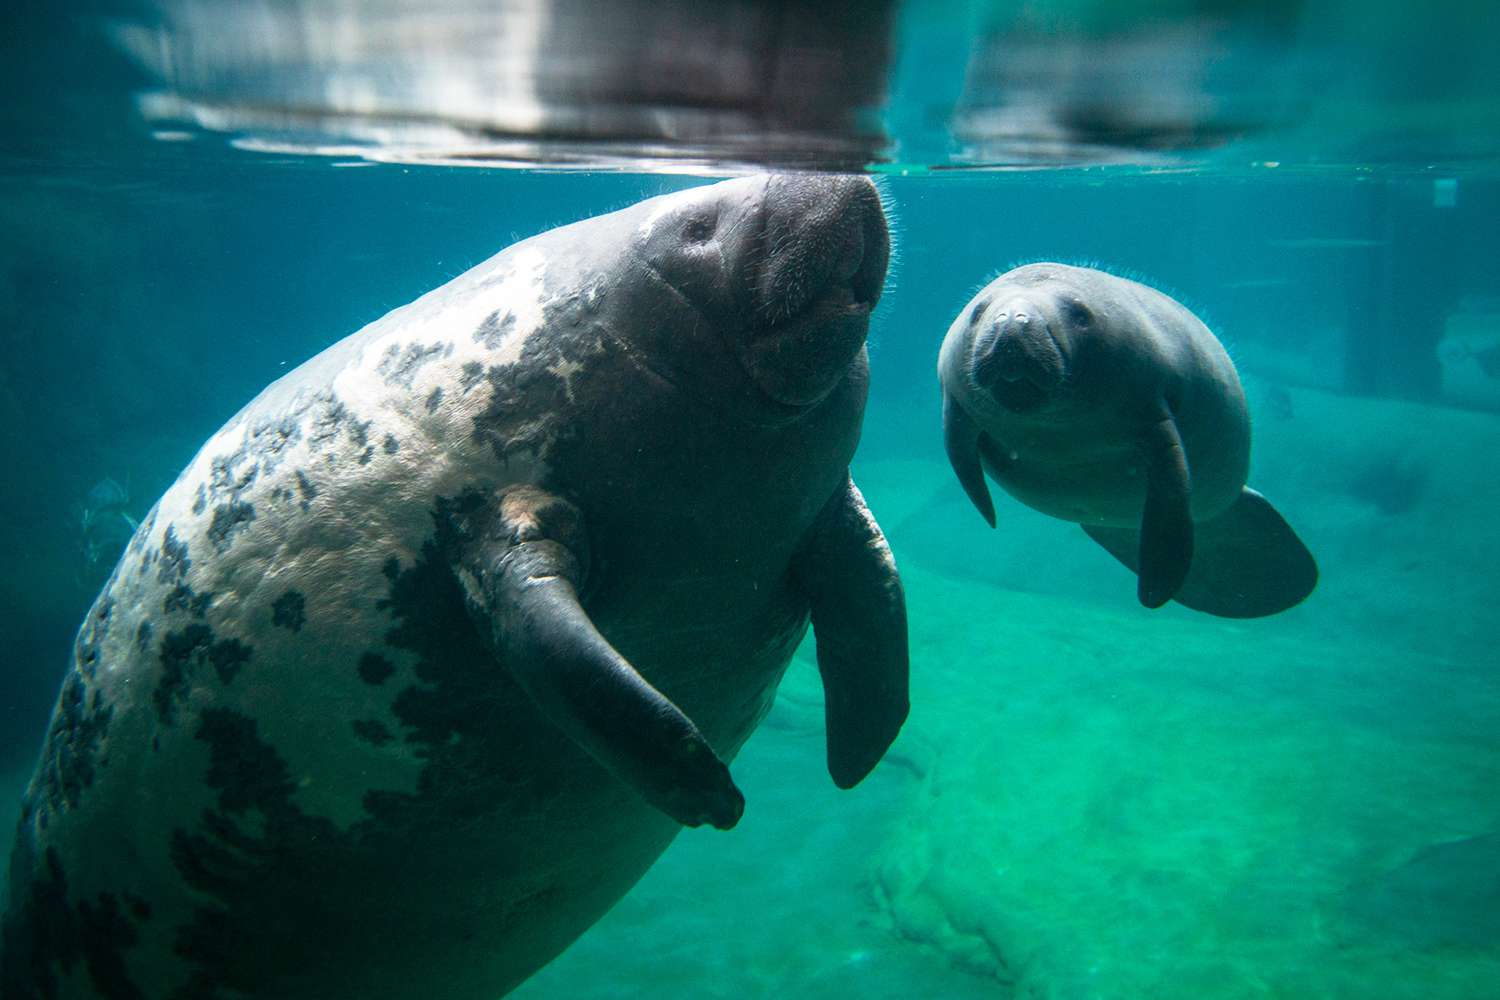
[943,392,996,527]
[1084,487,1318,618]
[1137,409,1195,608]
[792,474,909,789]
[453,485,744,829]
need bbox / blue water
[3,3,1499,997]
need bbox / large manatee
[939,262,1316,617]
[2,174,907,999]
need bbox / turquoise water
[3,3,1499,998]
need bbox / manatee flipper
[1135,410,1195,608]
[792,473,909,789]
[454,485,744,830]
[943,392,996,527]
[1082,411,1194,608]
[1084,487,1318,618]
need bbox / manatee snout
[757,174,888,320]
[740,174,890,408]
[968,299,1066,412]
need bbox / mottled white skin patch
[939,262,1250,527]
[14,240,577,996]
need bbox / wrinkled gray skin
[2,175,908,999]
[939,262,1316,617]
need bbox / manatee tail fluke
[1083,486,1318,618]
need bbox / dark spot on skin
[473,360,570,465]
[74,595,113,679]
[426,386,444,412]
[294,470,318,511]
[154,625,253,726]
[469,293,608,464]
[307,392,350,450]
[377,341,450,389]
[303,391,373,459]
[136,620,154,651]
[271,590,306,631]
[357,445,375,465]
[210,451,259,498]
[158,526,190,584]
[33,671,115,812]
[163,583,213,618]
[207,501,256,553]
[352,719,393,746]
[383,433,400,455]
[357,652,395,685]
[192,484,208,516]
[0,845,149,1000]
[459,361,484,394]
[209,640,251,685]
[473,310,516,350]
[246,415,302,470]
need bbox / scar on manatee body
[383,433,400,454]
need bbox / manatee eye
[681,213,716,244]
[1063,299,1093,327]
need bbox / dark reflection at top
[105,0,1500,173]
[950,7,1303,167]
[110,0,895,172]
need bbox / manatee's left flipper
[792,473,910,789]
[1170,487,1319,617]
[454,486,744,830]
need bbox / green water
[3,1,1499,997]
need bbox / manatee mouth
[971,320,1067,414]
[739,176,889,409]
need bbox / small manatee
[938,262,1317,617]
